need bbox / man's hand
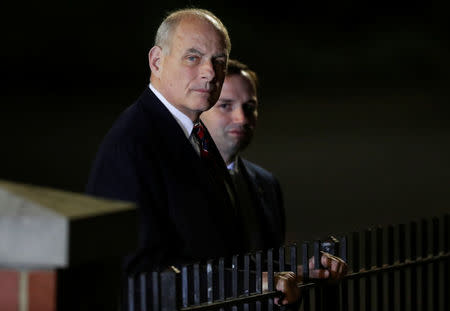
[262,271,301,305]
[262,252,347,306]
[274,271,301,305]
[299,251,348,282]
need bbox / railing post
[321,237,340,311]
[421,219,429,311]
[243,254,250,311]
[410,221,418,311]
[128,275,135,311]
[431,217,439,311]
[160,269,178,311]
[387,225,395,311]
[181,265,189,308]
[140,273,148,311]
[352,231,360,311]
[231,255,239,311]
[313,240,322,311]
[340,236,349,311]
[444,214,449,311]
[301,243,310,311]
[206,260,214,304]
[398,224,406,311]
[375,226,383,311]
[152,271,160,311]
[364,229,372,311]
[218,257,225,311]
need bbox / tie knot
[192,122,209,158]
[193,122,205,140]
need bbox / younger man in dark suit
[201,60,348,304]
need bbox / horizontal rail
[341,251,449,281]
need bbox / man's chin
[231,139,251,154]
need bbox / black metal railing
[127,214,449,311]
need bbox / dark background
[2,1,449,243]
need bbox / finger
[309,268,330,279]
[274,297,280,306]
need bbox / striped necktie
[192,122,209,159]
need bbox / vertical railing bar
[398,224,406,311]
[152,272,159,311]
[339,235,348,262]
[128,276,135,311]
[207,260,214,304]
[243,254,250,311]
[421,219,428,311]
[387,225,394,311]
[140,273,147,311]
[182,266,189,308]
[364,228,372,311]
[265,250,271,291]
[193,263,200,306]
[340,236,348,311]
[290,244,297,275]
[160,270,177,311]
[431,217,439,311]
[314,240,321,269]
[218,258,225,311]
[278,246,286,311]
[244,254,250,296]
[375,226,383,311]
[352,232,360,311]
[255,251,262,311]
[313,240,322,311]
[302,243,309,281]
[444,214,449,311]
[322,237,340,311]
[301,243,310,311]
[279,246,285,272]
[232,255,238,311]
[410,221,417,311]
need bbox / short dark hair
[226,59,258,94]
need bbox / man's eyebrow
[185,48,204,55]
[213,52,227,59]
[217,98,234,103]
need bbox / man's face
[201,73,258,162]
[157,18,228,121]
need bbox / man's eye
[219,103,231,110]
[243,104,256,113]
[214,59,227,69]
[187,56,199,62]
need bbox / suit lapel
[139,88,238,220]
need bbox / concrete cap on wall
[0,179,137,269]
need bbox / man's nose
[232,106,247,124]
[200,60,215,81]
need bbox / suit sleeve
[86,140,173,274]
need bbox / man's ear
[149,46,163,78]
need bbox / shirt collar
[149,83,194,138]
[227,157,239,173]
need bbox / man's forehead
[172,18,227,53]
[224,74,256,92]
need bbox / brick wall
[0,269,56,311]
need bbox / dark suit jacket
[86,87,247,274]
[238,157,285,249]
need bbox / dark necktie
[192,122,210,159]
[192,122,238,215]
